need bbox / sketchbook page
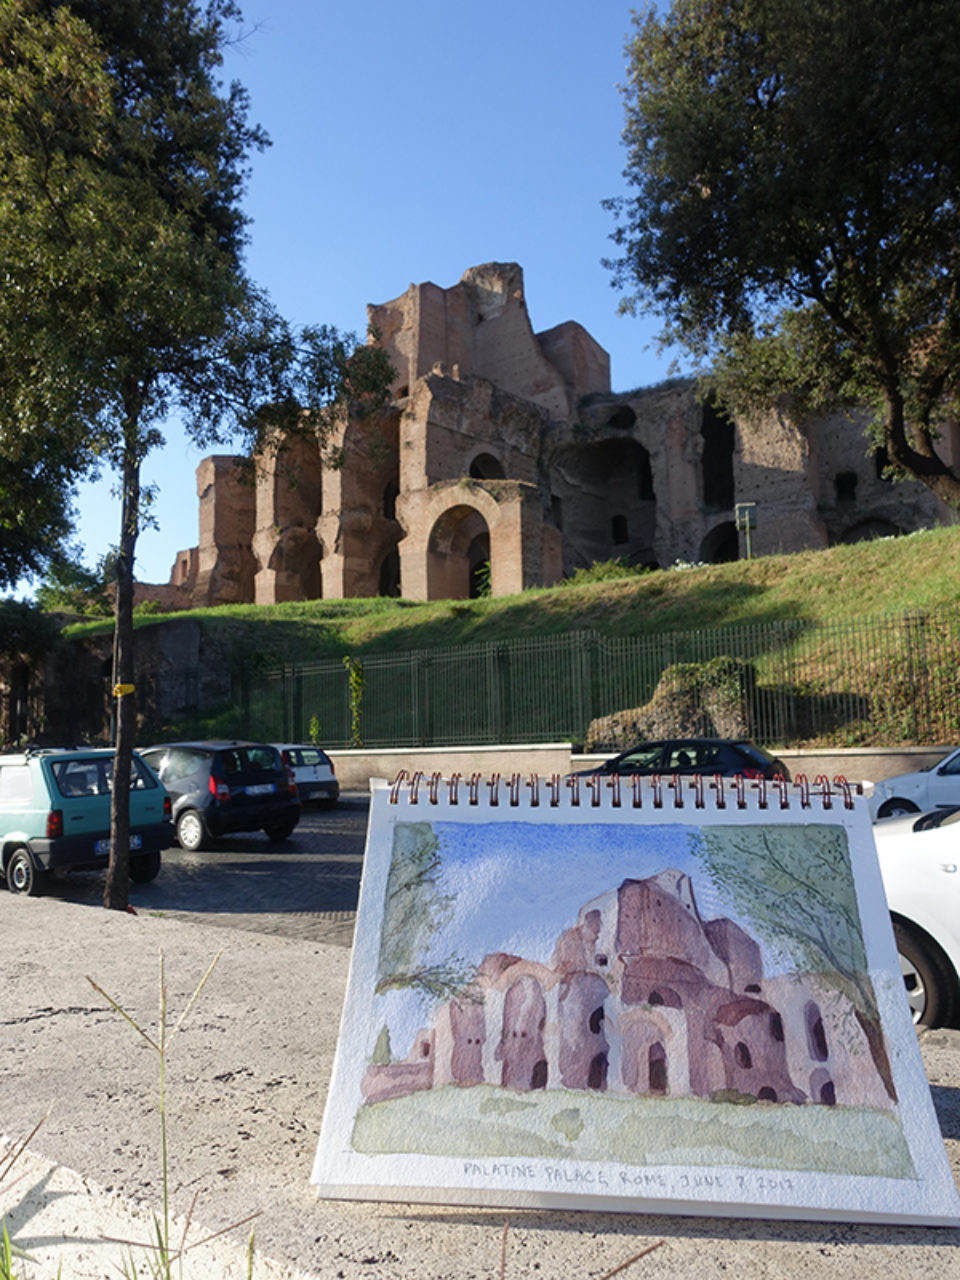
[312,773,960,1225]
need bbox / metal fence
[213,606,960,750]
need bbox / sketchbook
[312,770,960,1225]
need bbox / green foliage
[342,655,364,748]
[376,823,477,1002]
[608,0,960,507]
[35,550,115,616]
[308,713,321,746]
[557,558,647,588]
[693,825,872,1009]
[0,598,61,662]
[370,1025,392,1066]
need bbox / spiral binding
[387,770,863,809]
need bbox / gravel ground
[2,802,960,1280]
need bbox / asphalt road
[47,790,371,946]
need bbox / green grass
[61,526,960,669]
[351,1083,914,1180]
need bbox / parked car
[874,806,960,1027]
[139,741,300,852]
[0,746,170,896]
[580,738,791,780]
[869,746,960,820]
[273,744,339,807]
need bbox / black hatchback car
[139,741,300,851]
[582,738,790,780]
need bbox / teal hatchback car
[0,747,172,895]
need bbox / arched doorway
[426,505,492,600]
[700,521,739,564]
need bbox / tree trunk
[104,422,140,911]
[854,1007,897,1103]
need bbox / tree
[693,824,896,1100]
[376,823,477,1002]
[606,0,960,507]
[0,0,392,909]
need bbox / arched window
[735,1041,753,1070]
[611,514,629,545]
[649,1043,667,1094]
[805,1001,829,1062]
[469,453,505,479]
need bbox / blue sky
[54,1,688,590]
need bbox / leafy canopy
[607,0,960,507]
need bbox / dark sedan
[581,738,790,780]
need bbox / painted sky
[37,1,690,592]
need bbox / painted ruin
[152,262,956,607]
[361,868,892,1112]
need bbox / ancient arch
[699,521,739,564]
[499,976,548,1091]
[425,505,491,601]
[469,452,506,479]
[550,437,656,572]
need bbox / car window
[152,748,206,783]
[613,746,664,774]
[51,759,106,797]
[296,748,327,767]
[939,752,960,777]
[220,749,245,775]
[244,746,280,771]
[665,746,699,771]
[0,765,32,804]
[130,757,158,790]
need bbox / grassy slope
[64,526,960,665]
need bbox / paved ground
[54,791,371,945]
[4,793,960,1279]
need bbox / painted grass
[351,1084,915,1180]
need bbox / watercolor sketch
[349,818,913,1180]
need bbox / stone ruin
[360,868,893,1111]
[149,262,957,607]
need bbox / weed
[87,950,260,1279]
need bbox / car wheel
[6,847,42,897]
[877,798,920,819]
[176,809,207,852]
[130,851,162,883]
[264,821,297,842]
[893,921,955,1028]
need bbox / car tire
[176,809,207,852]
[6,846,42,897]
[893,921,956,1028]
[264,821,297,842]
[877,798,920,819]
[130,851,162,883]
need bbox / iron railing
[186,606,960,751]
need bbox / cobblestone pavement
[48,791,370,946]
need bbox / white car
[273,745,339,807]
[869,746,960,820]
[874,806,960,1026]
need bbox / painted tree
[694,823,896,1100]
[0,0,392,908]
[607,0,960,507]
[376,823,477,1002]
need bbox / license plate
[95,834,142,854]
[307,788,325,799]
[245,783,276,796]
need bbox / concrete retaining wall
[328,743,951,790]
